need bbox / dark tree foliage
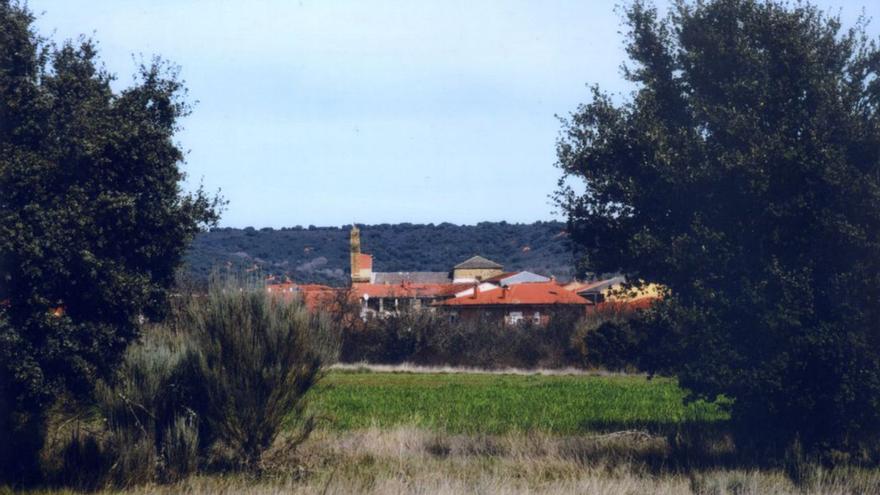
[0,1,221,481]
[187,221,575,286]
[556,0,880,456]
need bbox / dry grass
[22,426,880,495]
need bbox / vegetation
[186,221,574,286]
[182,285,337,470]
[39,286,333,490]
[339,308,596,369]
[312,370,727,434]
[6,0,880,491]
[18,427,880,494]
[556,0,880,458]
[0,0,222,482]
[16,371,880,494]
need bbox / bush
[40,286,335,488]
[571,305,646,371]
[39,326,201,488]
[182,286,337,470]
[339,308,588,369]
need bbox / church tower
[350,225,372,283]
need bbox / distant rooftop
[356,253,373,270]
[373,271,451,285]
[434,281,588,307]
[454,255,503,270]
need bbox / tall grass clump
[183,285,337,470]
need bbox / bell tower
[350,224,361,279]
[350,225,372,283]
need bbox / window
[533,311,541,323]
[508,311,523,324]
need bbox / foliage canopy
[557,0,880,456]
[0,0,221,481]
[187,221,574,286]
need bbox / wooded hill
[184,221,575,286]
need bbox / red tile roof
[434,282,589,307]
[266,283,343,311]
[352,282,471,300]
[357,253,373,270]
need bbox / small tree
[557,0,880,456]
[0,1,221,481]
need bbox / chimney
[502,286,509,299]
[472,282,480,299]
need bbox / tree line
[187,221,575,286]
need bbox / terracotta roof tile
[353,282,470,299]
[357,253,373,270]
[434,282,589,307]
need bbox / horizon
[210,218,565,230]
[33,0,880,228]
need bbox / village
[7,0,880,492]
[267,225,661,325]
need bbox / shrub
[571,305,645,370]
[42,326,202,488]
[160,415,200,482]
[339,308,588,369]
[52,427,109,491]
[40,285,335,487]
[181,286,337,470]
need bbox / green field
[310,370,729,434]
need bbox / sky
[32,0,880,228]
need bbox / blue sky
[33,1,880,228]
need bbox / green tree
[557,0,880,457]
[0,1,221,481]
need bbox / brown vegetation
[28,427,880,495]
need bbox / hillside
[184,221,575,286]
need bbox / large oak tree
[0,1,221,480]
[557,0,880,456]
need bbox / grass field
[14,370,880,494]
[310,369,729,434]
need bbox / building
[266,281,342,312]
[483,271,551,286]
[564,276,664,307]
[452,256,504,283]
[268,225,659,323]
[346,225,520,318]
[349,225,373,283]
[354,281,466,315]
[433,281,591,325]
